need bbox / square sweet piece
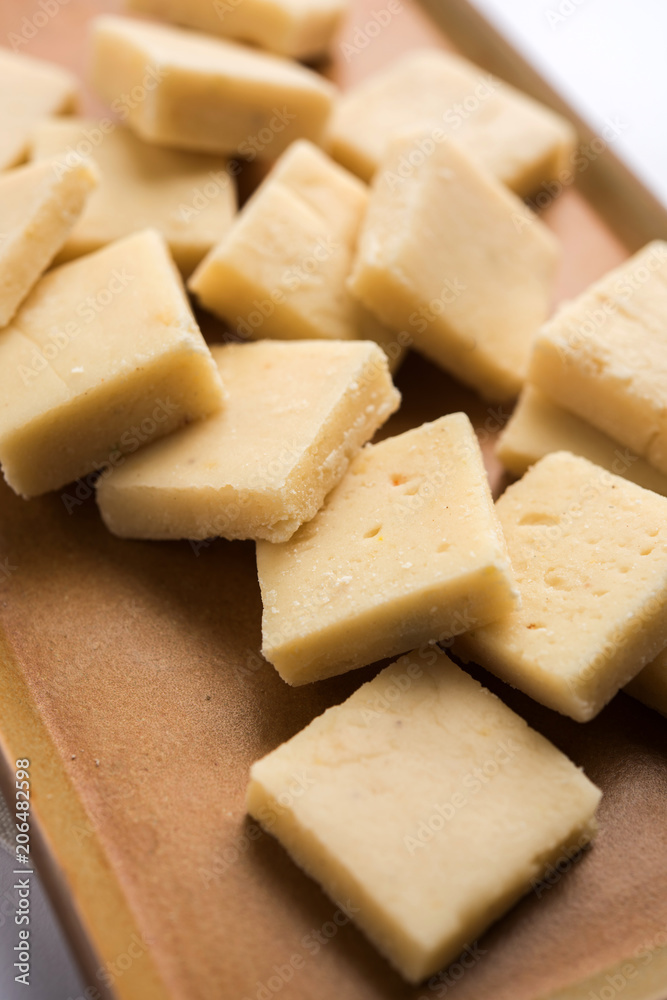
[625,652,667,718]
[247,650,601,983]
[325,48,576,195]
[0,48,78,171]
[189,140,405,370]
[496,386,667,496]
[0,229,224,497]
[31,119,236,275]
[96,339,400,543]
[348,132,559,401]
[126,0,347,60]
[456,451,667,721]
[256,412,519,685]
[529,241,667,475]
[90,16,335,156]
[0,157,98,328]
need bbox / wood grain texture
[0,3,664,1000]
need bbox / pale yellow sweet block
[31,119,236,276]
[496,386,667,496]
[529,241,667,475]
[126,0,348,60]
[625,652,667,718]
[455,452,667,722]
[90,16,335,156]
[326,48,576,195]
[348,133,558,401]
[0,48,78,171]
[189,140,406,369]
[0,158,98,329]
[0,229,224,497]
[96,339,400,543]
[247,650,601,983]
[256,413,519,685]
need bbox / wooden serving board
[0,2,666,999]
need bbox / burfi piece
[127,0,347,60]
[529,241,667,475]
[31,119,236,275]
[625,652,667,718]
[257,413,519,685]
[496,386,667,496]
[348,133,558,401]
[247,651,601,982]
[0,49,78,171]
[90,16,335,156]
[189,141,404,367]
[456,452,667,722]
[96,340,400,543]
[0,158,98,328]
[326,48,576,195]
[0,229,224,497]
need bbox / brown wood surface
[0,3,665,1000]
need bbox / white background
[469,0,667,208]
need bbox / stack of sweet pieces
[0,4,663,984]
